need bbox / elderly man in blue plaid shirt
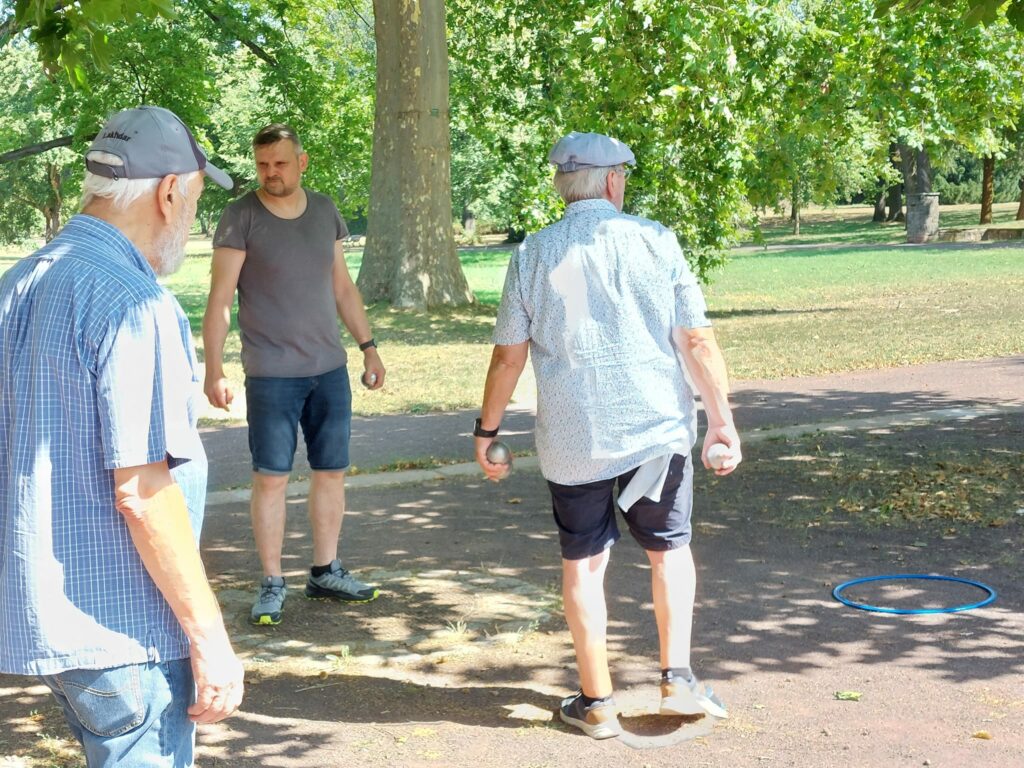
[0,106,244,767]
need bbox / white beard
[153,206,192,276]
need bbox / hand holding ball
[361,372,378,389]
[485,440,513,479]
[706,442,734,470]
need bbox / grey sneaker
[660,670,728,719]
[250,576,286,625]
[305,559,379,602]
[558,691,622,740]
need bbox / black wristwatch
[473,417,499,438]
[358,338,377,351]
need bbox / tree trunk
[980,155,994,224]
[791,173,800,235]
[898,142,917,199]
[359,0,473,309]
[885,143,903,221]
[1016,178,1024,220]
[897,143,933,228]
[44,161,63,242]
[461,204,475,238]
[872,182,886,223]
[885,183,904,221]
[915,146,933,193]
[789,173,798,222]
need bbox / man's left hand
[362,349,385,390]
[702,423,741,476]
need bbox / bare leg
[562,549,613,698]
[309,470,345,566]
[647,544,696,670]
[251,472,290,577]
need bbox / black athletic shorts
[547,453,694,560]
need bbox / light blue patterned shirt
[0,215,207,676]
[494,199,711,485]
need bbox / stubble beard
[261,178,297,198]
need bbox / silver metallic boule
[486,440,512,468]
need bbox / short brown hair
[252,123,303,153]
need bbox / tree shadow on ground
[199,412,1022,694]
[730,359,1024,431]
[708,307,846,320]
[201,360,1024,492]
[3,412,1022,766]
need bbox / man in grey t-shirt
[203,123,386,625]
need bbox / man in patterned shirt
[475,132,741,739]
[0,106,243,766]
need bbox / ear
[604,170,617,201]
[298,152,310,173]
[156,174,179,225]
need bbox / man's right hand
[204,376,234,411]
[188,627,245,724]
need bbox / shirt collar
[564,198,617,216]
[65,214,157,279]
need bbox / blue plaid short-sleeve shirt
[0,215,208,675]
[493,199,711,485]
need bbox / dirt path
[3,411,1021,767]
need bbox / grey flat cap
[86,105,233,190]
[548,132,636,172]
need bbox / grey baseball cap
[548,132,636,172]
[86,105,233,190]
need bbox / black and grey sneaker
[305,559,379,602]
[660,669,728,719]
[558,691,622,740]
[250,576,287,625]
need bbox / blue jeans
[245,365,352,474]
[39,658,195,767]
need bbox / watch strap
[473,417,499,438]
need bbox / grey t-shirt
[213,190,349,377]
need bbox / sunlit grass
[750,201,1022,247]
[705,243,1024,379]
[4,212,1023,415]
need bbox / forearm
[115,467,226,643]
[674,327,734,428]
[480,344,528,429]
[336,285,373,345]
[201,305,231,378]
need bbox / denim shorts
[547,453,694,560]
[245,365,352,474]
[39,658,194,767]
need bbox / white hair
[80,151,197,211]
[553,165,622,203]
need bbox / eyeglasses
[618,167,633,179]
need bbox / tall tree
[743,3,889,234]
[881,0,1024,32]
[0,38,77,241]
[0,1,376,245]
[359,0,472,309]
[836,0,1024,233]
[980,154,996,222]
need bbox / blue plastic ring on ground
[832,574,997,615]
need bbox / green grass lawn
[705,242,1024,379]
[3,208,1023,416]
[750,201,1022,247]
